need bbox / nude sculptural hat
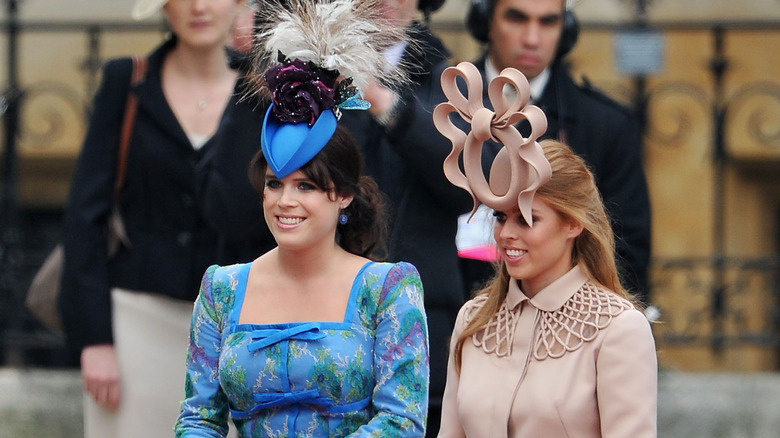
[433,62,552,227]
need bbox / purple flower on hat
[265,57,339,126]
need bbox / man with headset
[339,1,472,436]
[461,0,652,304]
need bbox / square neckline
[231,261,375,332]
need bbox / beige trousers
[83,289,192,437]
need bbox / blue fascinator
[255,0,410,178]
[261,105,338,179]
[261,56,366,178]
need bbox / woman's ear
[567,218,584,239]
[338,194,354,210]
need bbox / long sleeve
[385,69,473,218]
[596,309,657,437]
[176,265,231,438]
[59,58,134,351]
[351,262,430,437]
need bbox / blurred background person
[338,0,470,435]
[58,1,273,436]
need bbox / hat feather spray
[252,0,409,178]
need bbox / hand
[81,344,122,412]
[360,78,397,117]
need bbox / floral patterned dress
[175,261,429,437]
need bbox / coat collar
[533,60,579,131]
[474,53,578,134]
[131,36,248,152]
[505,264,588,312]
[133,36,192,148]
[483,56,550,103]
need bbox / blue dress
[175,261,429,437]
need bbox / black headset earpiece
[466,0,580,59]
[466,0,491,44]
[557,8,579,58]
[418,0,446,15]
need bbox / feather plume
[253,0,410,91]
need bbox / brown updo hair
[249,125,388,259]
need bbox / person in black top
[338,0,471,435]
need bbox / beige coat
[438,266,657,438]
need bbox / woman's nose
[497,220,519,240]
[278,186,297,206]
[191,0,207,13]
[521,21,542,47]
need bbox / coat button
[177,232,191,247]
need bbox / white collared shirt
[485,56,550,104]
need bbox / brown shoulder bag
[25,55,147,334]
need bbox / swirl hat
[433,62,552,227]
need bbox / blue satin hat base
[261,104,338,179]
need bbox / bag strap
[113,55,148,203]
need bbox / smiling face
[263,169,353,252]
[164,0,242,49]
[493,196,582,297]
[488,0,565,80]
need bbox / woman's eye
[298,182,317,191]
[518,216,529,226]
[266,179,281,189]
[492,211,507,223]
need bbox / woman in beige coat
[433,63,657,438]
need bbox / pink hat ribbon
[433,62,552,226]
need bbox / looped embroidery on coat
[533,283,634,360]
[465,283,634,360]
[466,295,519,357]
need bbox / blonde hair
[453,139,633,373]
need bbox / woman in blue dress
[175,2,429,436]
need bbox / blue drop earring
[338,212,349,225]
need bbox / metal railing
[652,256,780,352]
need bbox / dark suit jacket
[340,24,472,405]
[60,37,275,353]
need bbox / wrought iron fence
[651,256,780,352]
